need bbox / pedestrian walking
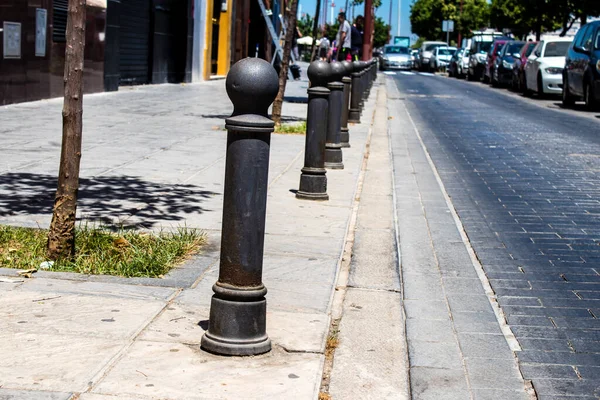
[351,15,364,61]
[336,12,352,61]
[319,32,331,61]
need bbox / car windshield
[506,42,524,55]
[476,41,493,53]
[386,46,409,54]
[543,41,571,57]
[525,42,537,57]
[425,44,443,51]
[494,43,505,54]
[437,48,454,55]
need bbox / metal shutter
[119,0,151,84]
[52,0,68,43]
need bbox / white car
[381,45,412,70]
[418,41,448,71]
[524,37,572,96]
[458,49,471,76]
[430,46,457,71]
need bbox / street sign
[393,36,410,47]
[442,20,454,32]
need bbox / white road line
[400,71,415,75]
[383,71,397,75]
[418,72,435,76]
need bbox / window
[385,46,409,54]
[595,28,600,50]
[525,42,537,57]
[580,25,594,51]
[507,42,524,55]
[52,0,68,43]
[574,24,589,48]
[544,41,572,57]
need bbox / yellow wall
[203,0,232,79]
[217,0,232,76]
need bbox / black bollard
[348,61,363,123]
[296,61,331,201]
[359,62,367,114]
[340,61,352,148]
[201,58,279,356]
[324,62,345,170]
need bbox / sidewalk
[0,70,534,400]
[0,69,374,399]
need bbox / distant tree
[373,17,391,48]
[410,0,490,42]
[550,0,600,35]
[490,0,560,40]
[297,13,314,37]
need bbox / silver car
[430,46,457,71]
[381,45,412,71]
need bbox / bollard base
[340,128,350,148]
[297,170,329,200]
[201,286,271,356]
[348,108,361,124]
[324,144,344,170]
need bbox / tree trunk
[47,0,86,260]
[309,0,322,62]
[272,0,299,126]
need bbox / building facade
[0,0,253,105]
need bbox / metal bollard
[324,62,345,170]
[359,62,367,113]
[296,61,331,201]
[340,61,353,148]
[201,58,279,356]
[348,61,363,123]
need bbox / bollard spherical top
[226,58,279,117]
[307,60,332,88]
[330,62,346,83]
[341,60,353,76]
[352,60,362,73]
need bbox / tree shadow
[283,96,308,104]
[0,173,218,229]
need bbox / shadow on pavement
[0,173,218,228]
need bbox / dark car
[493,41,525,86]
[512,41,538,91]
[483,40,510,83]
[563,20,600,110]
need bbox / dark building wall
[0,0,106,105]
[104,0,193,88]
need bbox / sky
[297,0,414,39]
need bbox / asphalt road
[389,71,600,399]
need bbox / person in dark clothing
[351,15,364,60]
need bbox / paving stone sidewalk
[0,68,377,399]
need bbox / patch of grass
[0,224,205,278]
[274,121,306,135]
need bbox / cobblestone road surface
[391,73,600,399]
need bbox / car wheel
[562,75,575,107]
[537,73,545,99]
[584,79,599,111]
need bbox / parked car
[483,39,510,83]
[448,48,467,77]
[430,46,457,71]
[524,37,572,97]
[457,48,471,78]
[410,49,419,69]
[380,45,412,70]
[467,32,508,81]
[511,41,538,91]
[493,41,525,86]
[417,41,448,71]
[563,20,600,110]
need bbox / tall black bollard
[296,61,331,201]
[340,61,353,148]
[201,58,279,356]
[348,61,363,123]
[324,62,345,170]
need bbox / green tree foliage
[410,0,489,42]
[490,0,559,39]
[550,0,600,35]
[374,17,391,48]
[297,13,314,37]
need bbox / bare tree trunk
[272,0,299,126]
[309,0,322,62]
[47,0,86,260]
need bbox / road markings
[383,71,396,75]
[400,71,415,75]
[418,72,435,76]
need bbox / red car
[483,40,509,83]
[512,41,538,91]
